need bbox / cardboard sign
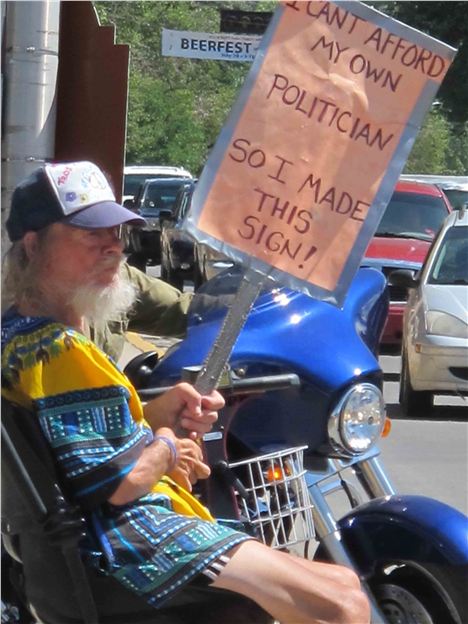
[186,0,456,305]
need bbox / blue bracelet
[154,435,178,471]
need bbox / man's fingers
[181,406,218,421]
[179,419,212,435]
[168,466,192,491]
[193,459,210,480]
[176,439,205,464]
[187,460,210,484]
[175,382,202,415]
[168,458,209,490]
[201,391,225,412]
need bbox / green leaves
[405,109,451,174]
[95,1,266,173]
[95,1,467,176]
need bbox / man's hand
[144,382,224,439]
[167,437,211,491]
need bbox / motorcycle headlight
[328,383,385,456]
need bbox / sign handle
[194,268,265,396]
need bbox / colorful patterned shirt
[1,308,250,607]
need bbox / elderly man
[1,161,369,624]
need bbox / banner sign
[161,29,261,62]
[186,0,456,306]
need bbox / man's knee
[334,568,371,624]
[335,565,363,590]
[339,586,371,624]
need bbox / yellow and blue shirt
[2,308,249,607]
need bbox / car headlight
[425,310,468,339]
[328,383,386,456]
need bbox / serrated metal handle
[194,268,265,395]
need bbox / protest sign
[186,0,456,306]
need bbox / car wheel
[316,548,467,624]
[400,351,432,416]
[126,253,147,273]
[371,564,467,624]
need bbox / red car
[362,180,452,346]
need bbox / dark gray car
[124,177,192,271]
[160,180,196,290]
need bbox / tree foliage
[95,1,271,174]
[405,109,451,173]
[405,109,468,175]
[95,1,467,175]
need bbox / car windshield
[141,183,184,215]
[443,189,468,211]
[124,174,184,197]
[428,225,468,285]
[124,174,150,197]
[375,191,448,240]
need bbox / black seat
[1,398,271,624]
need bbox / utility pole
[1,1,60,254]
[1,1,129,256]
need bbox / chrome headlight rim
[328,382,385,457]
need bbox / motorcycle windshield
[153,266,387,390]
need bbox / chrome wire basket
[228,446,315,549]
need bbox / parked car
[193,240,235,289]
[390,209,468,415]
[125,177,192,270]
[160,180,196,290]
[362,180,452,346]
[123,165,192,204]
[442,182,468,211]
[400,174,468,211]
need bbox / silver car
[390,209,468,415]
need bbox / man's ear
[22,232,39,260]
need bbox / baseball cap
[6,161,145,242]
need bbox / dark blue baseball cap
[6,161,145,242]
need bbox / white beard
[70,272,137,325]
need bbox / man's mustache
[94,254,124,270]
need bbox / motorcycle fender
[335,495,468,576]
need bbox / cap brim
[63,201,146,229]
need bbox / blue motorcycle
[128,266,467,624]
